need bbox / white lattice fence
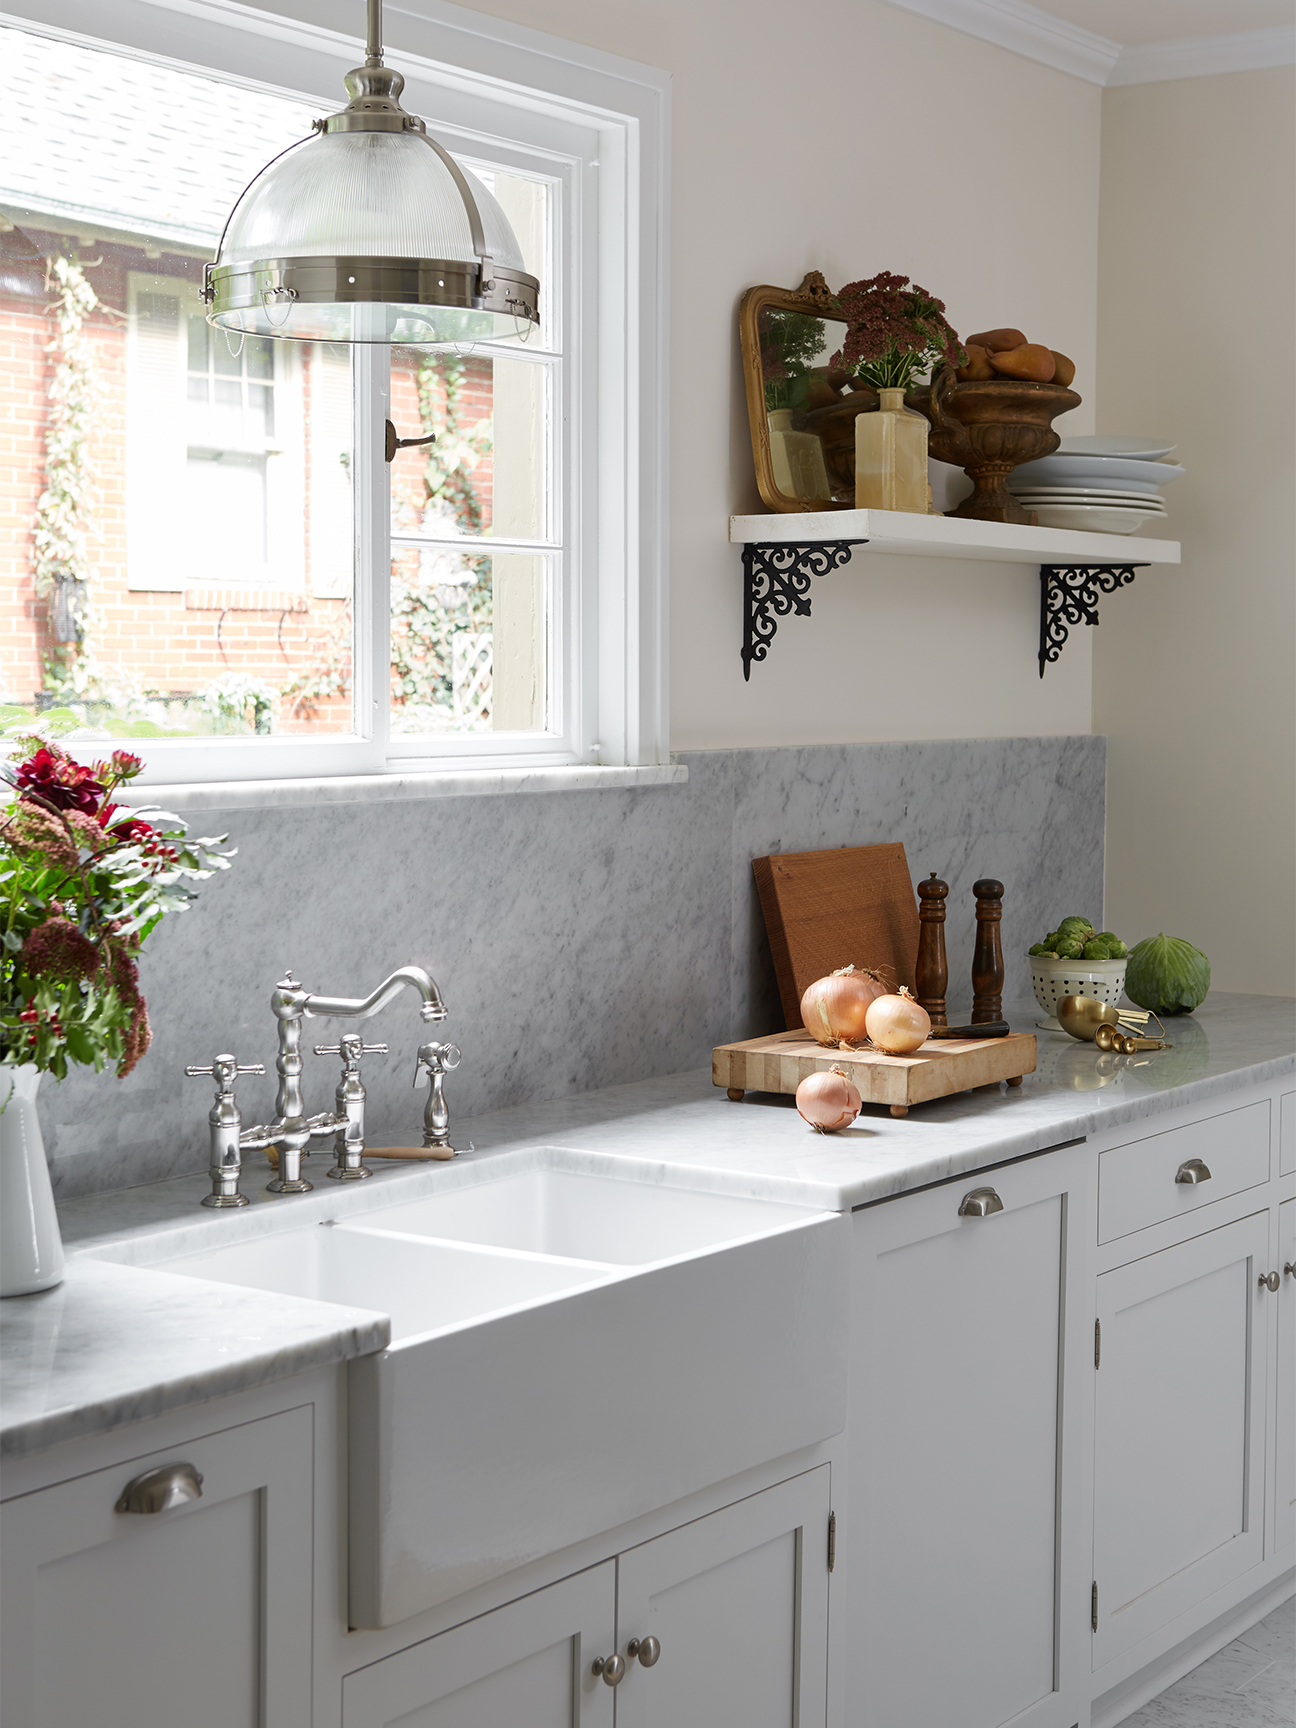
[451,630,493,728]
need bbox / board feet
[889,1105,908,1118]
[1007,1075,1024,1089]
[727,1087,745,1102]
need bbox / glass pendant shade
[205,12,539,346]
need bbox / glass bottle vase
[855,387,930,513]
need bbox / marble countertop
[4,992,1291,1462]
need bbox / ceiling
[1026,0,1294,46]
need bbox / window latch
[385,420,436,464]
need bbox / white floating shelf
[729,507,1181,567]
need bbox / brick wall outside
[2,229,495,737]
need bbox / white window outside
[0,0,669,787]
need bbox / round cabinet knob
[1259,1270,1281,1293]
[958,1187,1004,1218]
[628,1635,661,1668]
[1285,1262,1296,1280]
[591,1655,625,1686]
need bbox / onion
[864,986,932,1055]
[796,1065,863,1132]
[800,964,888,1048]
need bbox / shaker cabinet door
[0,1404,313,1728]
[1092,1210,1269,1668]
[611,1467,830,1728]
[845,1145,1092,1728]
[1273,1197,1296,1562]
[341,1563,615,1728]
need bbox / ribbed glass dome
[205,35,541,349]
[222,131,525,271]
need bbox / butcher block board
[713,1028,1037,1115]
[753,842,920,1028]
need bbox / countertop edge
[0,1313,388,1463]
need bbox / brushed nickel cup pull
[628,1635,661,1667]
[591,1655,625,1686]
[958,1187,1004,1218]
[1260,1271,1281,1293]
[1175,1158,1211,1184]
[115,1462,204,1514]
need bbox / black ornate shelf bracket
[741,541,866,679]
[1038,563,1148,678]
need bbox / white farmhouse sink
[160,1225,610,1339]
[355,1167,807,1264]
[157,1161,848,1630]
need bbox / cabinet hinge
[828,1511,836,1573]
[1092,1580,1098,1633]
[1094,1317,1101,1369]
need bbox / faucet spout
[302,965,447,1024]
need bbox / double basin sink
[157,1156,849,1627]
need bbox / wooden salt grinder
[915,873,949,1026]
[971,879,1005,1024]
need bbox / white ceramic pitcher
[0,1065,65,1297]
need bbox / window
[0,0,667,784]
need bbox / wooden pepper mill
[915,872,949,1026]
[971,878,1005,1024]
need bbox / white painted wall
[1093,67,1295,996]
[458,0,1103,747]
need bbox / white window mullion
[355,338,389,758]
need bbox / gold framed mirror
[739,272,878,513]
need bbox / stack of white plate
[1010,435,1184,534]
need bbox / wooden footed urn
[912,369,1081,524]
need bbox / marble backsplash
[38,736,1105,1198]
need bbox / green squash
[1125,934,1211,1016]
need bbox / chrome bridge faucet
[239,965,447,1195]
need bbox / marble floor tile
[1120,1598,1294,1727]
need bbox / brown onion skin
[800,967,887,1047]
[796,1067,863,1132]
[864,991,932,1055]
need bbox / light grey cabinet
[1274,1196,1296,1562]
[613,1467,830,1728]
[0,1404,313,1728]
[845,1144,1093,1728]
[342,1562,617,1728]
[341,1468,830,1728]
[1091,1210,1270,1667]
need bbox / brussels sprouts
[1082,938,1112,960]
[1055,937,1085,960]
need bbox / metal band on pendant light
[203,0,540,343]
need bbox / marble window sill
[122,762,689,814]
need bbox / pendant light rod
[366,0,383,65]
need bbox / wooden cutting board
[713,1028,1036,1117]
[753,842,920,1027]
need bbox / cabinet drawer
[1098,1101,1270,1244]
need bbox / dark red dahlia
[14,746,105,815]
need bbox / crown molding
[879,0,1118,83]
[881,1,1295,88]
[1109,25,1296,86]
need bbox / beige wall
[1094,67,1295,996]
[461,0,1104,747]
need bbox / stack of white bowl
[1009,435,1184,534]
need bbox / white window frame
[6,0,669,786]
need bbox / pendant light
[203,0,540,345]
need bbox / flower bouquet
[1,741,233,1079]
[831,272,964,391]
